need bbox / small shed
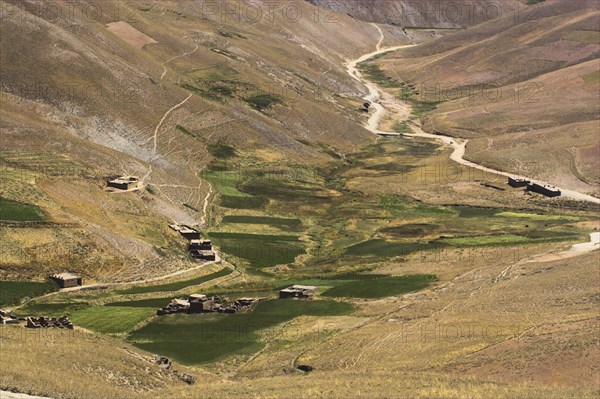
[49,273,83,288]
[191,250,216,261]
[179,228,201,240]
[527,183,561,197]
[107,176,139,190]
[508,177,530,188]
[279,285,316,299]
[189,239,212,251]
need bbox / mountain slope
[373,0,600,193]
[0,0,409,281]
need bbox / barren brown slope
[0,0,410,281]
[370,0,600,194]
[306,0,522,29]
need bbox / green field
[221,215,302,229]
[71,306,156,334]
[379,223,439,238]
[128,299,354,364]
[14,301,90,316]
[209,232,305,269]
[0,198,45,221]
[322,274,437,299]
[380,196,455,218]
[440,234,530,246]
[495,212,581,221]
[202,170,267,209]
[118,268,233,295]
[0,281,57,307]
[244,93,281,111]
[345,239,437,258]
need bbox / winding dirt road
[345,34,600,205]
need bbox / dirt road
[345,33,600,205]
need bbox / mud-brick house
[527,183,561,197]
[189,296,216,314]
[49,273,83,288]
[179,228,201,240]
[279,285,316,299]
[189,239,212,251]
[107,176,139,190]
[191,250,216,261]
[508,177,530,188]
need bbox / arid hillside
[0,0,410,281]
[373,0,600,194]
[306,0,522,28]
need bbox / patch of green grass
[563,30,600,44]
[379,223,439,238]
[0,198,45,221]
[118,268,233,295]
[128,299,354,364]
[0,281,57,307]
[358,63,402,88]
[241,179,333,203]
[176,125,194,137]
[453,206,500,218]
[322,274,437,299]
[108,297,176,308]
[439,234,531,246]
[380,196,455,217]
[208,233,305,269]
[220,195,267,209]
[582,70,600,84]
[70,306,156,334]
[344,239,438,257]
[210,48,238,60]
[221,215,302,229]
[13,302,90,317]
[395,84,441,117]
[208,142,236,159]
[201,171,249,197]
[392,121,411,133]
[208,232,300,241]
[495,212,581,221]
[244,93,281,111]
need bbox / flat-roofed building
[279,284,316,299]
[49,273,83,288]
[508,177,530,188]
[527,183,561,197]
[191,250,216,261]
[107,176,139,190]
[189,239,212,251]
[179,228,201,240]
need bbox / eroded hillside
[371,0,600,194]
[0,0,410,281]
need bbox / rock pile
[0,309,19,325]
[153,356,195,385]
[25,315,73,329]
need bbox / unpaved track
[8,258,221,312]
[346,33,600,205]
[148,94,193,155]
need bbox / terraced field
[0,198,45,221]
[0,280,56,307]
[128,299,355,364]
